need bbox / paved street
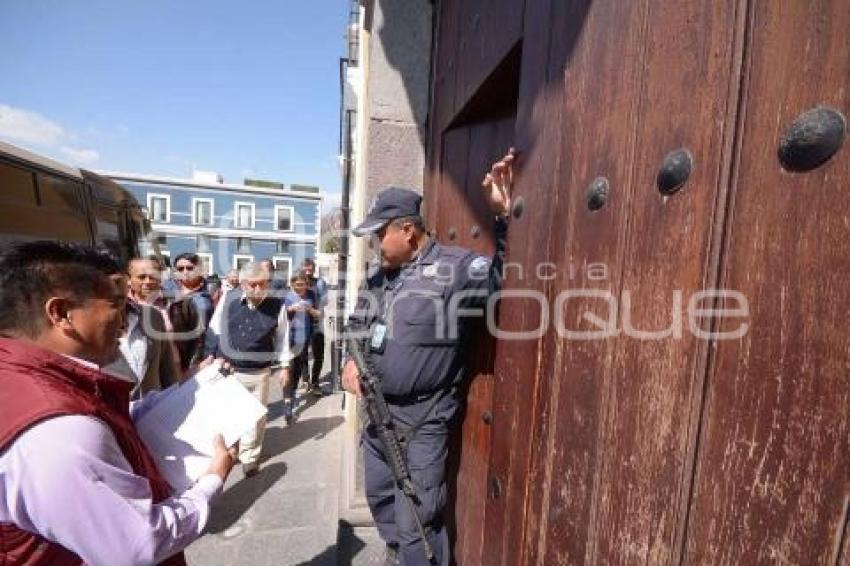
[185,324,387,565]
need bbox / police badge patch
[468,256,490,279]
[422,264,439,278]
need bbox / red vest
[0,338,186,566]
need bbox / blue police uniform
[349,205,507,566]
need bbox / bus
[0,140,153,264]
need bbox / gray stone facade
[363,0,433,199]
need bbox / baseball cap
[352,187,423,236]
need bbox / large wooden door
[424,0,850,564]
[510,0,744,563]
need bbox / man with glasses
[170,252,214,331]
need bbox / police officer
[342,150,516,565]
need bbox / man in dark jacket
[301,257,328,396]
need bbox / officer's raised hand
[481,147,517,218]
[341,359,363,398]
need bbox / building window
[192,198,214,226]
[276,240,290,254]
[196,252,213,276]
[234,201,255,229]
[273,256,292,282]
[233,254,254,270]
[236,237,252,254]
[274,205,294,232]
[196,234,211,252]
[147,194,170,223]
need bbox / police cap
[352,187,422,236]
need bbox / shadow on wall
[371,0,433,150]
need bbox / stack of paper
[135,363,268,491]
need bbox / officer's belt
[384,389,443,406]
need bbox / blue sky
[0,0,346,211]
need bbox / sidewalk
[185,380,386,565]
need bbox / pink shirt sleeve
[0,415,222,565]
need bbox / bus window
[120,211,138,258]
[37,172,85,211]
[0,162,91,244]
[0,161,38,206]
[118,208,149,263]
[92,201,124,260]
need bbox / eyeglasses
[175,265,196,272]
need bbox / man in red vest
[0,241,237,565]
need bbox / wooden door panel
[516,0,651,563]
[432,0,462,136]
[686,1,850,563]
[590,0,741,562]
[433,128,471,241]
[428,5,523,564]
[454,0,524,119]
[449,116,514,566]
[432,0,523,135]
[479,0,576,564]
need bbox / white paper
[135,363,268,491]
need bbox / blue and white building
[101,170,322,280]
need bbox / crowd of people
[112,251,328,402]
[0,150,512,565]
[0,244,329,564]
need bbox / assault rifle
[345,334,435,562]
